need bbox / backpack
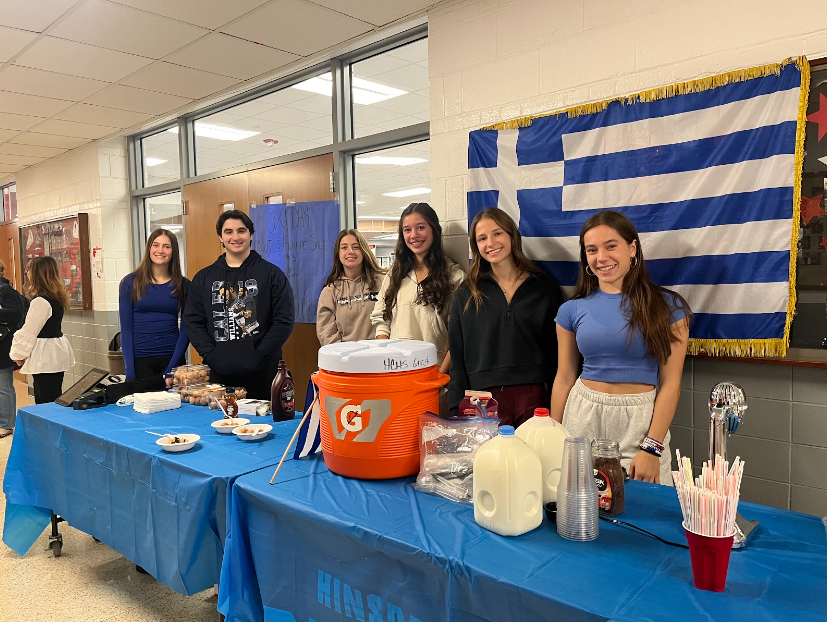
[1,282,29,330]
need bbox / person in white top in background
[370,203,464,374]
[11,256,75,404]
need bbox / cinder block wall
[427,0,827,516]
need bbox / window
[141,130,180,188]
[144,192,186,275]
[1,183,17,222]
[194,76,333,176]
[351,39,429,139]
[354,140,430,266]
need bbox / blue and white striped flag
[293,376,322,459]
[468,60,807,357]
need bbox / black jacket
[447,270,564,413]
[0,278,24,369]
[184,250,294,378]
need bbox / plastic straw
[672,451,745,537]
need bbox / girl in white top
[370,203,464,373]
[11,256,75,404]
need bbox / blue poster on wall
[250,201,339,324]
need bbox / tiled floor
[0,380,219,622]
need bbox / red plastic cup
[683,522,735,592]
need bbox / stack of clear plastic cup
[556,437,599,541]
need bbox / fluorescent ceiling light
[292,73,407,105]
[371,233,399,240]
[167,123,260,142]
[355,156,427,166]
[383,187,431,198]
[145,157,167,167]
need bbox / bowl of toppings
[232,424,272,441]
[156,433,200,452]
[210,417,250,433]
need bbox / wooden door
[182,154,334,407]
[0,222,20,289]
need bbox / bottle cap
[499,425,515,436]
[534,408,549,417]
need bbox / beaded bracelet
[639,436,664,457]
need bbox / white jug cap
[317,339,438,374]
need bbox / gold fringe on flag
[480,57,810,359]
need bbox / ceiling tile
[83,84,192,115]
[120,61,239,99]
[306,0,439,26]
[50,0,210,59]
[164,33,300,81]
[0,112,44,132]
[10,132,88,148]
[54,103,153,127]
[0,65,109,100]
[0,154,44,166]
[0,143,67,158]
[14,36,153,82]
[0,129,21,142]
[0,0,79,33]
[221,0,373,57]
[0,91,74,117]
[108,0,270,30]
[0,26,38,63]
[0,165,25,174]
[28,118,118,139]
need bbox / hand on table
[628,450,660,484]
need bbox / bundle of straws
[672,450,745,537]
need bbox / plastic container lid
[317,339,438,374]
[534,408,549,417]
[499,425,515,436]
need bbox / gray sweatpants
[562,379,672,486]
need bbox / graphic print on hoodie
[214,279,260,341]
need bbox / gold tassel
[481,56,808,131]
[688,338,787,358]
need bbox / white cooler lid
[317,339,438,374]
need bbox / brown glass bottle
[271,360,296,422]
[592,438,625,516]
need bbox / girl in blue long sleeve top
[119,229,190,382]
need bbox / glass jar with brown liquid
[592,438,625,516]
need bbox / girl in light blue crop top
[551,211,691,486]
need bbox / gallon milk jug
[515,408,570,503]
[473,426,543,536]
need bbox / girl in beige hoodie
[317,229,387,345]
[370,203,464,373]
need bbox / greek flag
[293,377,322,459]
[468,60,807,356]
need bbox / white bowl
[232,424,272,441]
[156,434,200,452]
[211,418,250,434]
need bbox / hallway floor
[0,380,219,622]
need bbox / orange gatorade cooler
[314,339,449,479]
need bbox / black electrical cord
[599,515,689,548]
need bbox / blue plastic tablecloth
[2,402,301,595]
[219,459,827,622]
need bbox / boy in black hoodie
[184,210,294,399]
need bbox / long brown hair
[127,229,187,310]
[323,229,387,290]
[464,207,539,311]
[573,210,691,364]
[382,203,454,322]
[27,256,70,310]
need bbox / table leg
[49,510,64,557]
